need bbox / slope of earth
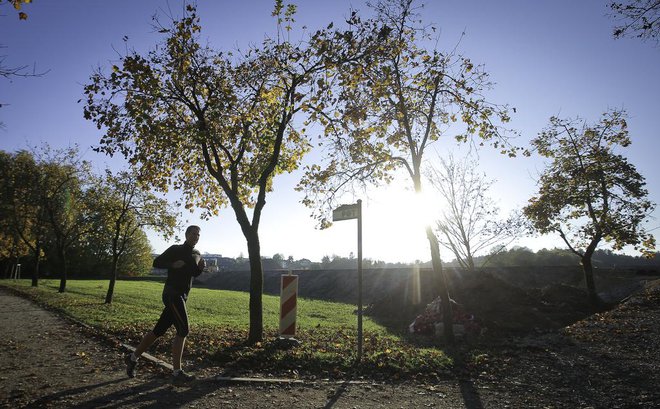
[460,278,660,408]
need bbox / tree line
[0,146,178,302]
[225,247,660,272]
[455,247,660,270]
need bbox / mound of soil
[469,278,660,408]
[368,271,597,337]
[463,277,597,332]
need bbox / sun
[362,187,439,262]
[410,190,438,231]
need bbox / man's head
[185,225,201,247]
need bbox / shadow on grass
[458,379,484,409]
[203,328,455,387]
[26,378,128,408]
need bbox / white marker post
[332,200,363,362]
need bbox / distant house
[202,257,219,273]
[295,258,313,269]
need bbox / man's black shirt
[153,242,203,295]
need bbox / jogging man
[124,225,205,385]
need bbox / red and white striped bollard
[279,272,298,338]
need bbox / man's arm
[153,245,178,269]
[191,251,205,277]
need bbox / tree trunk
[426,226,455,344]
[415,169,454,344]
[105,255,119,304]
[580,252,600,306]
[246,230,264,344]
[31,242,41,287]
[58,249,67,293]
[467,253,475,273]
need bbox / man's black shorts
[153,289,189,337]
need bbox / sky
[1,1,659,263]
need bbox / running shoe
[124,353,137,378]
[172,370,196,386]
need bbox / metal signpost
[332,200,363,362]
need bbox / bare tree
[608,0,660,44]
[428,154,524,272]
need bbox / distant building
[202,257,218,273]
[216,257,236,272]
[296,258,313,269]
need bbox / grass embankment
[1,279,451,380]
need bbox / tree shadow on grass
[445,348,485,409]
[25,378,127,408]
[458,379,484,409]
[323,380,350,408]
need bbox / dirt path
[0,288,494,408]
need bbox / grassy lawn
[1,279,452,379]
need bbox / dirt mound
[368,272,596,336]
[452,274,589,335]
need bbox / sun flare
[363,187,439,262]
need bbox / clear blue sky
[1,1,658,263]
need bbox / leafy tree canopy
[0,0,31,20]
[524,109,656,258]
[83,1,380,342]
[83,4,363,220]
[297,0,521,228]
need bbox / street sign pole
[357,199,363,362]
[332,200,364,362]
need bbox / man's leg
[125,304,171,378]
[168,293,189,371]
[169,294,195,384]
[125,331,159,378]
[134,331,158,357]
[172,335,186,371]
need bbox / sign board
[332,204,359,221]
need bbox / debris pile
[408,297,481,337]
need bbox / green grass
[1,279,384,331]
[1,279,452,380]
